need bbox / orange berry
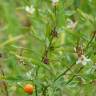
[24,84,34,94]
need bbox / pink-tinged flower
[66,19,77,29]
[76,55,91,65]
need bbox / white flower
[26,70,32,79]
[76,55,91,65]
[52,0,59,3]
[51,0,59,6]
[66,19,77,29]
[25,5,35,14]
[24,64,36,80]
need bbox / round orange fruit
[24,84,34,94]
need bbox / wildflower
[26,70,32,79]
[76,55,91,65]
[66,19,77,29]
[25,5,35,14]
[51,0,59,6]
[24,64,36,80]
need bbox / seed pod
[51,27,58,37]
[43,57,49,64]
[0,53,2,58]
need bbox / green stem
[85,31,96,51]
[54,64,75,82]
[66,66,84,84]
[35,66,38,96]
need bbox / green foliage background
[0,0,96,96]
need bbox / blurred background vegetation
[0,0,96,96]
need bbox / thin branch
[66,66,84,85]
[85,31,96,51]
[54,64,75,82]
[35,66,38,96]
